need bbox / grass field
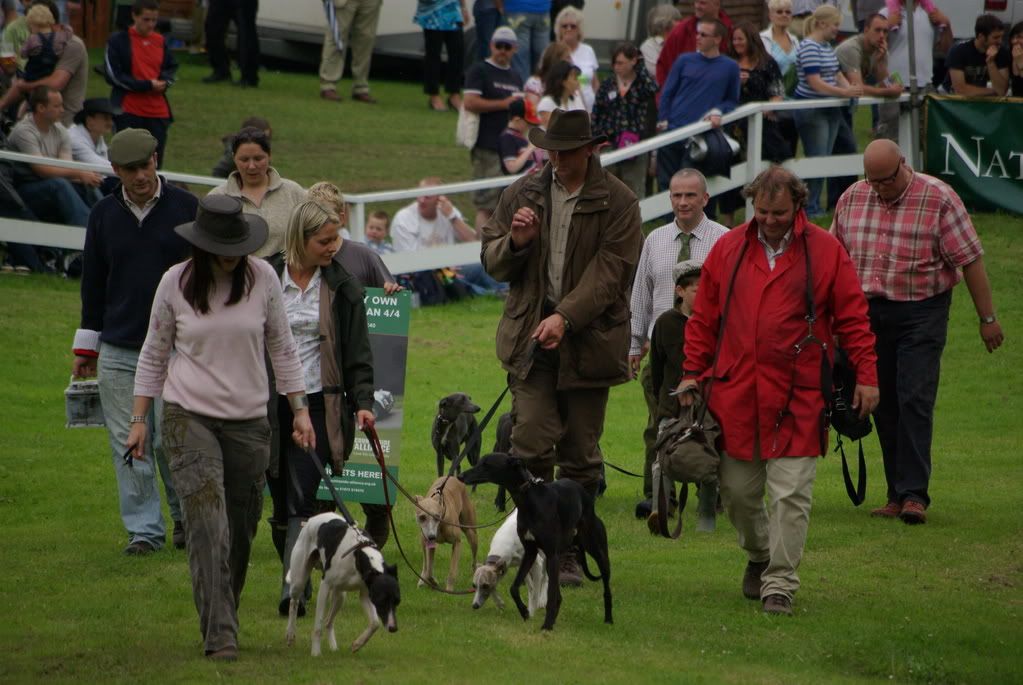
[0,51,1019,684]
[0,211,1020,684]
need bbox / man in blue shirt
[656,19,740,216]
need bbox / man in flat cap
[72,128,199,556]
[481,108,643,584]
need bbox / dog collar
[519,476,544,492]
[340,536,378,559]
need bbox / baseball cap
[492,27,518,45]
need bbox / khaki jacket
[481,159,643,389]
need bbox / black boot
[269,519,287,563]
[361,503,390,549]
[279,517,312,617]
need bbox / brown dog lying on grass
[414,475,479,591]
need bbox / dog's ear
[495,558,507,574]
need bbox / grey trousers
[161,402,270,654]
[719,451,817,601]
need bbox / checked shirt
[832,172,983,302]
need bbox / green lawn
[0,210,1020,683]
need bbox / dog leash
[363,425,477,596]
[602,460,643,478]
[301,446,363,530]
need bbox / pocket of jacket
[496,300,530,364]
[575,315,629,380]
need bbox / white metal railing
[0,95,911,273]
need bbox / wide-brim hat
[174,195,268,257]
[73,97,122,124]
[528,108,606,151]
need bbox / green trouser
[162,403,269,655]
[318,0,382,94]
[719,451,817,601]
[640,362,658,498]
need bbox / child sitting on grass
[364,210,394,255]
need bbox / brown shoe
[870,501,902,518]
[352,92,378,104]
[558,551,584,587]
[899,500,927,525]
[123,540,156,556]
[742,560,769,600]
[762,594,793,615]
[172,520,186,549]
[320,89,341,102]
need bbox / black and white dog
[460,453,612,631]
[285,513,400,656]
[432,393,481,477]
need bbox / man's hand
[510,206,539,250]
[980,320,1004,353]
[382,281,403,295]
[77,171,103,187]
[628,342,649,379]
[532,313,566,350]
[706,114,722,128]
[845,84,864,98]
[986,45,1000,63]
[851,384,880,419]
[72,355,97,378]
[438,195,456,219]
[675,378,699,407]
[151,79,168,93]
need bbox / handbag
[649,240,749,540]
[455,105,479,150]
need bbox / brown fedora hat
[174,195,268,257]
[528,108,607,151]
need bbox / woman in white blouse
[760,0,801,96]
[554,5,599,113]
[537,60,586,127]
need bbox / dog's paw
[285,629,296,646]
[328,634,338,651]
[311,644,322,657]
[351,639,365,653]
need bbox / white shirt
[640,36,663,79]
[390,201,463,251]
[537,92,586,116]
[570,42,599,113]
[758,227,794,270]
[122,177,162,222]
[629,215,729,354]
[68,123,112,169]
[281,266,322,394]
[881,5,935,87]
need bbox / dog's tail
[577,547,603,581]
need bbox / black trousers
[115,113,170,168]
[868,291,952,507]
[422,28,464,95]
[206,0,260,83]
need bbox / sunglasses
[494,41,514,51]
[561,23,578,29]
[696,31,715,38]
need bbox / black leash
[302,446,360,527]
[603,460,643,478]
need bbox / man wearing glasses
[464,27,525,231]
[832,139,1004,526]
[655,0,732,87]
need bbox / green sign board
[317,288,410,506]
[924,96,1023,214]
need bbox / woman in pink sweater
[127,195,315,662]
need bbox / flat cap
[109,128,158,167]
[673,259,703,284]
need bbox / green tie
[677,232,692,263]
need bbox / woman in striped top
[793,5,862,217]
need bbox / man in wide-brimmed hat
[481,108,643,585]
[72,127,199,556]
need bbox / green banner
[924,96,1023,214]
[317,288,410,506]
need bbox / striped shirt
[832,172,984,301]
[629,215,729,354]
[795,38,841,99]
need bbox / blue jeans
[793,106,843,217]
[506,12,549,82]
[98,343,181,548]
[473,3,503,61]
[15,177,91,227]
[460,262,506,294]
[827,105,857,211]
[868,291,951,507]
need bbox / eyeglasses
[696,31,715,38]
[560,23,578,29]
[866,160,903,186]
[494,41,514,51]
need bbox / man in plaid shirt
[832,139,1005,525]
[629,169,728,518]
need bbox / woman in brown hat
[126,194,315,662]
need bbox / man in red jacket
[678,166,879,616]
[655,0,733,86]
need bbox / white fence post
[745,109,764,218]
[350,201,366,241]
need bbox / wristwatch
[129,415,146,424]
[980,314,998,324]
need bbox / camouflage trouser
[162,402,270,655]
